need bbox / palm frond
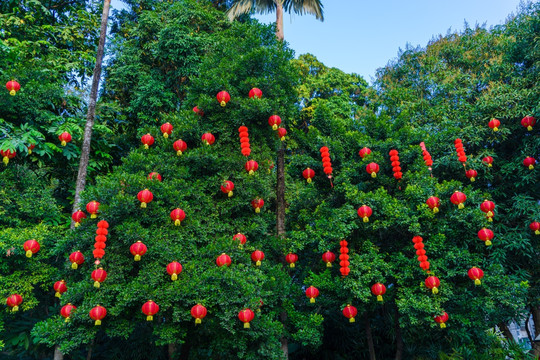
[227,0,278,21]
[284,0,324,20]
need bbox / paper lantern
[137,189,153,208]
[268,115,281,130]
[6,294,23,312]
[142,300,160,321]
[141,134,154,149]
[425,276,440,294]
[148,172,162,181]
[173,139,187,156]
[342,305,358,323]
[521,116,536,131]
[59,132,72,146]
[238,308,255,328]
[69,251,84,269]
[468,267,484,285]
[251,198,264,213]
[249,88,262,99]
[322,251,335,267]
[130,241,147,261]
[245,160,258,175]
[285,253,298,268]
[454,138,467,163]
[426,196,440,213]
[193,106,203,116]
[191,304,207,324]
[60,303,76,322]
[366,162,379,178]
[201,133,215,146]
[529,221,540,235]
[27,144,35,154]
[0,149,16,165]
[89,305,107,326]
[357,205,372,222]
[482,156,493,167]
[166,261,182,281]
[420,142,433,168]
[72,210,87,227]
[434,312,449,328]
[389,149,402,180]
[480,200,495,220]
[238,126,251,157]
[359,147,371,159]
[53,280,67,298]
[251,250,265,266]
[233,233,247,246]
[91,268,107,288]
[371,283,386,301]
[277,127,287,141]
[23,239,40,258]
[339,240,350,277]
[478,228,494,246]
[302,168,315,183]
[305,286,319,303]
[86,201,100,219]
[216,91,230,107]
[160,123,173,138]
[320,146,333,180]
[465,169,477,182]
[170,208,186,226]
[450,191,466,209]
[488,118,500,131]
[221,180,235,197]
[216,253,231,267]
[6,80,20,95]
[523,157,536,170]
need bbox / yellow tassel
[135,255,141,261]
[28,149,32,154]
[280,137,285,141]
[26,250,32,258]
[349,317,355,323]
[310,298,315,303]
[75,222,80,227]
[458,203,464,209]
[94,281,101,288]
[475,279,481,285]
[55,292,61,298]
[371,172,376,178]
[3,157,8,165]
[487,211,493,217]
[433,207,439,213]
[95,320,101,326]
[535,230,540,235]
[377,295,383,302]
[432,287,438,294]
[195,318,201,324]
[65,317,70,323]
[255,208,260,213]
[176,150,182,156]
[144,144,149,149]
[470,177,475,182]
[289,263,295,268]
[72,263,78,269]
[249,170,254,175]
[488,217,493,222]
[528,125,532,131]
[256,260,261,266]
[141,202,147,208]
[363,217,369,223]
[175,220,181,226]
[10,90,16,96]
[326,262,332,267]
[147,315,153,321]
[244,322,250,328]
[440,323,446,328]
[61,141,67,146]
[163,133,168,139]
[12,306,19,312]
[228,191,233,197]
[220,101,226,107]
[485,240,492,246]
[91,214,97,219]
[307,178,312,183]
[171,273,177,281]
[488,163,492,167]
[272,125,277,130]
[529,165,534,170]
[493,127,498,132]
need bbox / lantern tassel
[228,191,233,197]
[307,178,312,183]
[474,279,481,285]
[371,172,376,178]
[177,150,182,156]
[171,273,177,281]
[28,149,32,154]
[433,207,439,213]
[458,203,464,209]
[488,163,492,167]
[272,125,278,130]
[55,292,61,298]
[141,202,147,208]
[175,219,181,226]
[326,262,332,268]
[470,177,475,182]
[256,260,261,266]
[363,217,369,223]
[94,281,100,288]
[61,141,67,146]
[493,127,498,132]
[528,125,532,131]
[249,170,254,175]
[487,211,493,217]
[440,323,446,329]
[529,165,534,170]
[71,262,78,269]
[12,306,19,312]
[75,222,80,227]
[95,320,101,326]
[289,263,295,268]
[485,240,492,246]
[310,298,315,303]
[432,287,439,295]
[244,322,250,328]
[163,133,168,139]
[147,315,153,321]
[195,318,201,324]
[535,230,540,235]
[144,144,149,149]
[26,250,33,258]
[135,255,141,261]
[3,157,8,165]
[349,317,355,323]
[65,317,70,323]
[280,137,285,141]
[255,208,260,213]
[220,101,226,107]
[10,90,16,96]
[377,295,383,302]
[91,214,97,219]
[487,217,493,222]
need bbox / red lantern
[86,201,100,219]
[450,191,466,209]
[238,308,255,328]
[23,239,40,258]
[72,210,87,227]
[6,80,20,96]
[488,118,500,131]
[54,280,67,298]
[60,303,76,322]
[193,106,203,116]
[173,139,187,156]
[69,251,85,269]
[305,286,319,303]
[148,172,162,181]
[89,305,107,326]
[166,261,182,281]
[277,127,287,141]
[251,250,265,266]
[420,261,430,271]
[6,294,23,312]
[320,146,333,181]
[268,115,281,130]
[251,198,264,213]
[480,200,495,219]
[425,276,440,294]
[426,196,440,213]
[245,160,259,175]
[59,132,72,147]
[97,220,108,228]
[523,157,536,170]
[216,253,231,267]
[420,142,433,167]
[160,123,173,138]
[371,283,386,302]
[342,304,358,323]
[322,251,335,267]
[357,205,373,222]
[434,312,449,328]
[233,233,247,246]
[478,228,494,246]
[482,156,493,167]
[285,253,298,268]
[221,180,235,197]
[249,88,262,99]
[142,300,160,321]
[170,208,186,226]
[91,268,107,288]
[191,304,207,324]
[359,147,371,159]
[137,189,153,208]
[366,162,379,178]
[1,149,16,165]
[302,168,315,183]
[216,91,230,107]
[130,241,147,261]
[529,221,540,235]
[468,267,484,285]
[339,240,350,277]
[389,149,402,180]
[238,125,251,157]
[94,225,107,261]
[141,134,154,149]
[201,133,215,145]
[454,138,467,163]
[465,169,477,182]
[521,116,536,131]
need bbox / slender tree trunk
[86,338,95,360]
[168,343,177,360]
[497,322,515,342]
[394,309,403,360]
[71,0,111,227]
[365,313,376,360]
[531,306,540,357]
[53,346,63,360]
[275,1,284,41]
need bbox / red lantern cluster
[233,233,247,247]
[478,228,494,246]
[191,304,207,324]
[142,300,160,321]
[450,191,466,209]
[245,159,258,175]
[359,147,371,159]
[413,236,430,271]
[277,127,287,141]
[366,162,379,178]
[6,294,23,312]
[6,80,20,96]
[217,91,230,107]
[251,250,265,266]
[170,208,186,226]
[468,267,484,285]
[59,132,72,147]
[285,253,298,268]
[23,239,40,258]
[141,133,154,149]
[521,116,536,131]
[488,118,500,132]
[238,308,255,328]
[60,303,76,322]
[94,220,109,260]
[320,147,333,181]
[173,139,187,156]
[482,156,493,167]
[339,240,350,277]
[216,253,231,267]
[130,241,147,261]
[523,157,536,170]
[480,200,495,222]
[454,138,467,164]
[268,115,281,130]
[249,88,262,99]
[86,201,100,219]
[201,133,215,146]
[342,304,357,323]
[166,261,182,281]
[160,123,173,138]
[137,189,153,208]
[357,205,372,222]
[53,280,67,298]
[419,143,433,169]
[69,251,84,269]
[238,126,251,157]
[148,172,162,181]
[434,312,449,328]
[322,251,335,267]
[91,268,107,288]
[1,149,15,165]
[89,305,107,326]
[302,168,315,183]
[425,276,440,294]
[371,283,386,302]
[426,196,440,213]
[530,221,540,235]
[72,210,87,227]
[221,180,235,197]
[389,149,402,180]
[465,169,478,182]
[305,286,319,303]
[251,198,264,213]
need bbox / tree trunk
[71,0,111,226]
[53,346,63,360]
[275,1,284,41]
[168,343,176,360]
[394,309,403,360]
[531,306,540,357]
[365,313,376,360]
[497,322,515,342]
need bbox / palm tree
[227,0,323,41]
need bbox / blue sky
[254,0,523,82]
